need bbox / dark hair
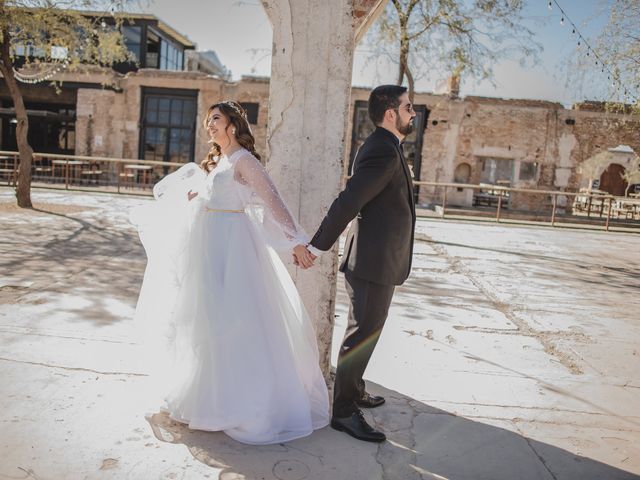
[200,101,261,173]
[368,85,408,126]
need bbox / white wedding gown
[131,148,330,445]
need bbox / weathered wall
[222,76,271,156]
[417,96,640,210]
[4,67,639,212]
[260,0,387,376]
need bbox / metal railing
[0,150,183,195]
[416,181,640,231]
[2,151,638,232]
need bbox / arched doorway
[454,162,471,184]
[599,163,628,196]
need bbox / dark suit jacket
[310,127,416,286]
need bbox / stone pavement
[1,187,639,480]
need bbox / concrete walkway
[1,187,639,480]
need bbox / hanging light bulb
[548,1,552,10]
[560,17,565,25]
[572,28,576,34]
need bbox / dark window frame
[115,21,187,73]
[0,100,76,155]
[349,99,429,201]
[139,87,198,165]
[239,102,259,125]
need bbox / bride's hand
[293,244,316,269]
[187,190,198,201]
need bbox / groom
[294,85,417,442]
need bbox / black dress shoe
[330,409,386,442]
[356,392,385,408]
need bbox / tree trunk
[394,2,415,101]
[1,28,33,208]
[405,60,415,103]
[396,58,405,85]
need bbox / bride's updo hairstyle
[201,100,261,173]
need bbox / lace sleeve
[234,152,308,247]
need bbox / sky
[136,0,615,107]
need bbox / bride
[131,100,329,445]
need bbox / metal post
[605,197,612,231]
[64,160,69,190]
[586,195,593,217]
[442,186,447,218]
[551,194,557,226]
[496,194,502,222]
[117,162,121,194]
[12,154,18,187]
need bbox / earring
[232,128,236,135]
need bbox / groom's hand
[293,244,316,269]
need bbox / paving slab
[1,188,639,479]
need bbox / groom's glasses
[394,103,415,114]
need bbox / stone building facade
[2,68,639,210]
[346,88,640,210]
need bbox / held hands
[293,244,317,269]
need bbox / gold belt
[205,207,244,213]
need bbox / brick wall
[4,67,638,213]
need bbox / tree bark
[397,57,405,85]
[405,60,415,103]
[393,0,415,102]
[0,27,33,208]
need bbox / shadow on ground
[145,381,639,480]
[0,204,145,326]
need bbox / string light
[550,0,638,104]
[13,58,70,84]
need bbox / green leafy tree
[363,0,541,100]
[0,1,132,207]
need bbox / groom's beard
[397,117,414,136]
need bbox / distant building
[1,10,639,208]
[185,50,231,79]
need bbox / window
[177,50,183,70]
[349,99,428,195]
[146,29,160,68]
[0,103,75,154]
[159,37,183,71]
[519,161,538,181]
[480,157,514,185]
[122,26,142,61]
[240,102,259,125]
[140,89,197,164]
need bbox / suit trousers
[332,270,396,418]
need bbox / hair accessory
[222,101,246,119]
